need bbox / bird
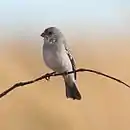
[41,27,81,100]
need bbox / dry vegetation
[0,37,130,130]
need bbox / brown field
[0,37,130,130]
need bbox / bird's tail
[64,79,81,100]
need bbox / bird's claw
[45,73,51,81]
[63,71,68,77]
[64,71,68,75]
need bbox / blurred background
[0,0,130,130]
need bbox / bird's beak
[41,32,45,37]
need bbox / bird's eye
[48,31,52,35]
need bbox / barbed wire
[0,68,130,99]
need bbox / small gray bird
[41,27,81,100]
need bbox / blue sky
[0,0,130,39]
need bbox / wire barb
[0,68,130,99]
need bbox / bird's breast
[43,45,62,71]
[43,45,72,72]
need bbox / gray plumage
[41,27,81,100]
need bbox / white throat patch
[49,38,57,44]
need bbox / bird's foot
[65,71,69,75]
[63,71,69,77]
[45,73,51,81]
[45,72,56,81]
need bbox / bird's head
[41,27,63,44]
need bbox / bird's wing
[64,42,77,80]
